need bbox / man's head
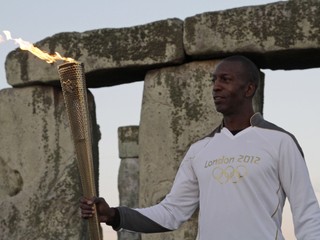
[221,55,260,92]
[212,55,260,116]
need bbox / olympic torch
[2,31,102,239]
[58,62,102,240]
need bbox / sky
[1,1,319,239]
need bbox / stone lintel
[5,18,185,88]
[5,1,320,88]
[184,0,320,70]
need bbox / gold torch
[58,62,102,240]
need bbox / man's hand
[79,197,116,224]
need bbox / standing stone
[138,60,264,240]
[118,126,140,240]
[0,86,100,240]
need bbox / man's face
[211,60,250,115]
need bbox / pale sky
[1,1,319,239]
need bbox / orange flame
[3,30,77,64]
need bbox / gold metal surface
[58,62,102,240]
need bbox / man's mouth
[213,96,224,102]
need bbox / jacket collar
[250,112,264,126]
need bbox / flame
[2,30,77,64]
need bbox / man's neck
[223,111,254,131]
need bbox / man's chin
[215,107,231,116]
[214,105,225,114]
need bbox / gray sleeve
[116,206,171,233]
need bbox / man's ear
[245,82,256,98]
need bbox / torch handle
[58,62,102,240]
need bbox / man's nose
[212,79,222,91]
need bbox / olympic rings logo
[212,165,248,184]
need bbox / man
[80,55,320,239]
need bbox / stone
[5,18,185,88]
[118,126,139,158]
[0,86,100,240]
[139,60,219,240]
[118,158,140,240]
[184,0,320,70]
[118,126,140,240]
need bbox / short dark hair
[222,55,260,89]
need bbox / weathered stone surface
[5,18,185,88]
[138,60,264,240]
[5,0,320,90]
[184,0,320,70]
[118,126,139,158]
[118,126,140,240]
[0,86,100,240]
[118,158,140,240]
[139,60,219,240]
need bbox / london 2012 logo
[212,165,248,184]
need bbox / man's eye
[221,77,230,82]
[211,76,216,83]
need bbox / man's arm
[279,135,320,239]
[80,197,170,233]
[133,144,200,230]
[80,144,200,233]
[115,207,171,232]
